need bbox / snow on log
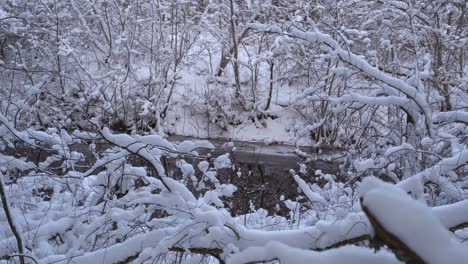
[360,177,468,263]
[227,241,399,264]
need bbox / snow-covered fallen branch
[227,241,399,264]
[360,177,468,263]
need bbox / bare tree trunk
[264,61,274,111]
[216,27,251,77]
[0,174,25,264]
[229,0,241,95]
[161,3,179,120]
[54,1,65,95]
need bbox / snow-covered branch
[247,23,434,135]
[433,110,468,125]
[360,177,468,263]
[227,241,398,264]
[398,149,468,201]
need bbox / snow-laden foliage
[0,0,467,263]
[1,113,467,263]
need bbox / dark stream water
[6,137,342,215]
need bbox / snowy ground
[162,71,316,146]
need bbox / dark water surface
[6,137,342,215]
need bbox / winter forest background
[0,0,467,263]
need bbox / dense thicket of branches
[1,0,466,131]
[0,0,467,263]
